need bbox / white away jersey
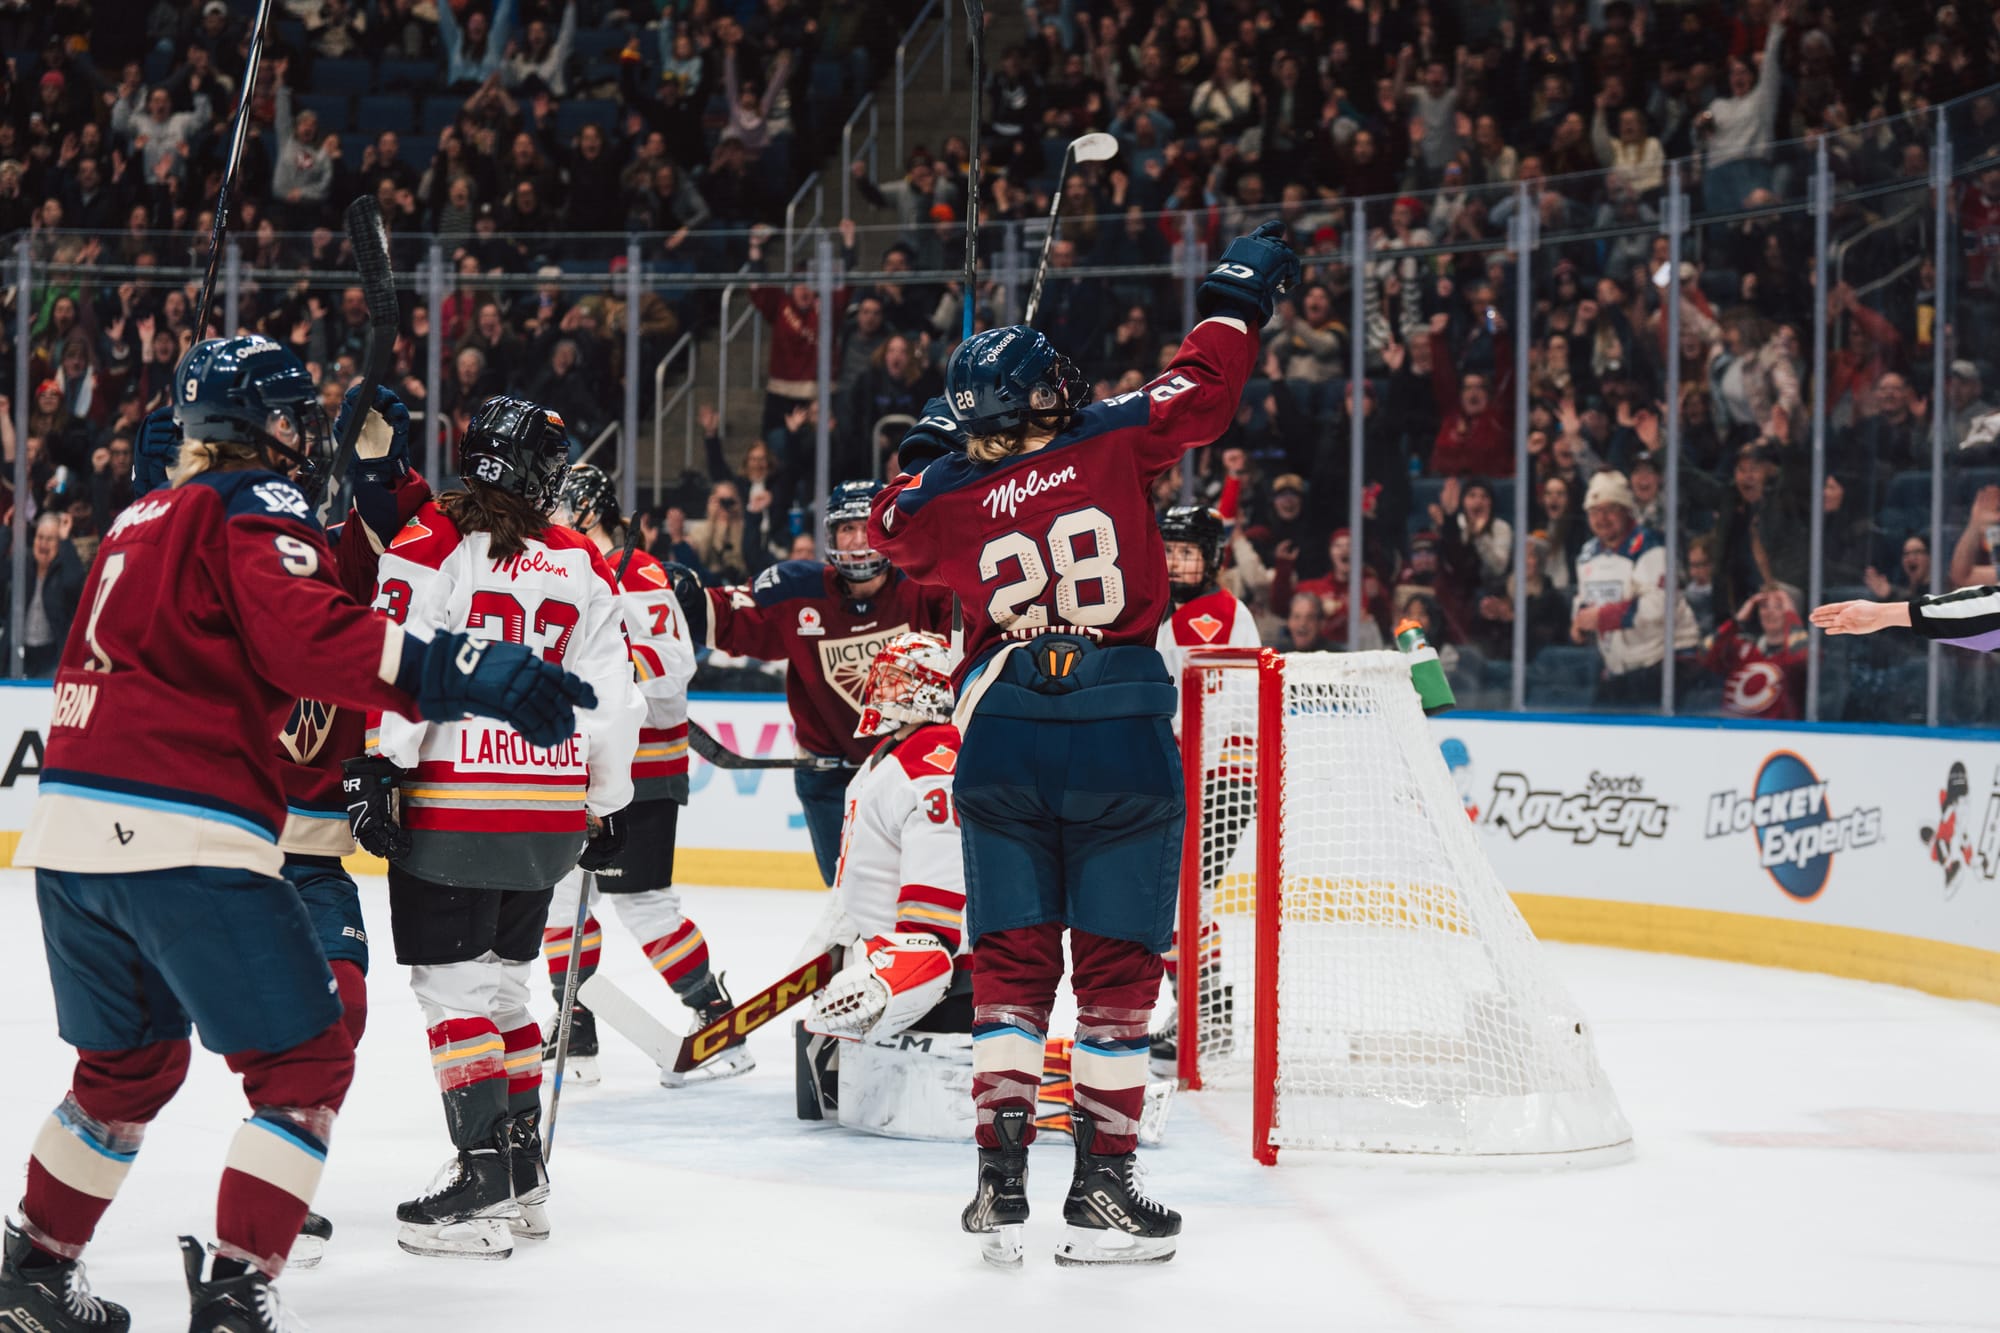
[832,723,967,954]
[1157,586,1261,744]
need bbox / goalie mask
[855,630,956,737]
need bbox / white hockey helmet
[855,630,956,737]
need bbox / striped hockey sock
[500,1023,543,1116]
[1072,1005,1152,1156]
[427,1018,509,1150]
[543,915,603,986]
[971,1007,1050,1149]
[19,1096,148,1260]
[216,1107,333,1277]
[642,920,711,999]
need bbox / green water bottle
[1396,619,1457,716]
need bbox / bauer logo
[1483,770,1669,847]
[1704,751,1882,900]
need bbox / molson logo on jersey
[1704,751,1882,900]
[494,549,569,580]
[982,464,1077,520]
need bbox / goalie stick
[576,948,841,1077]
[310,195,398,526]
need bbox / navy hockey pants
[284,854,369,972]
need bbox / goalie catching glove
[1195,220,1300,327]
[806,930,955,1041]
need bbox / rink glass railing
[9,88,2000,727]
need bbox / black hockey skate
[960,1108,1031,1271]
[1054,1116,1180,1266]
[395,1138,520,1260]
[543,1001,601,1087]
[0,1218,128,1332]
[503,1111,551,1241]
[663,974,755,1087]
[179,1237,292,1333]
[288,1212,331,1270]
[1148,1012,1178,1078]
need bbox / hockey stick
[687,716,810,770]
[960,0,986,340]
[1022,132,1120,327]
[311,196,398,526]
[542,870,596,1161]
[673,948,841,1072]
[189,0,277,342]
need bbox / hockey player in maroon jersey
[870,221,1299,1267]
[1149,504,1259,1074]
[0,336,592,1333]
[364,400,644,1260]
[665,478,952,886]
[539,464,754,1088]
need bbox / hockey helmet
[556,463,621,534]
[1159,504,1228,598]
[856,630,957,737]
[173,336,333,484]
[942,326,1088,438]
[460,396,570,514]
[825,478,890,583]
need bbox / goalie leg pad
[835,1029,974,1141]
[795,1021,838,1122]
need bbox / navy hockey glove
[662,561,709,643]
[335,383,412,487]
[895,398,965,474]
[133,405,183,498]
[419,632,597,748]
[341,755,411,860]
[577,809,626,872]
[1195,220,1301,327]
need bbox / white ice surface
[2,872,1998,1332]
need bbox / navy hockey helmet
[1159,504,1228,593]
[825,478,889,582]
[460,396,571,514]
[942,326,1088,438]
[173,336,333,483]
[556,463,620,534]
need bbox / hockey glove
[335,383,412,487]
[577,809,626,872]
[341,755,411,860]
[895,398,966,474]
[1195,220,1302,327]
[806,931,954,1042]
[661,561,709,643]
[418,632,597,748]
[133,405,183,499]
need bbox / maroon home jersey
[17,469,420,879]
[703,562,953,764]
[869,316,1258,678]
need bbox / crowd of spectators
[4,0,2000,722]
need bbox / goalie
[793,631,974,1140]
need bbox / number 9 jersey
[367,500,646,889]
[867,317,1260,685]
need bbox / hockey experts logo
[982,464,1077,520]
[1705,751,1882,900]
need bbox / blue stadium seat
[295,93,351,133]
[144,49,174,84]
[572,28,629,60]
[338,132,373,169]
[1525,645,1600,709]
[355,94,415,135]
[274,18,308,51]
[375,59,438,93]
[1491,477,1516,523]
[554,98,617,140]
[312,59,373,95]
[809,58,846,102]
[1886,471,1932,510]
[421,95,464,136]
[1950,466,2000,506]
[1409,476,1445,528]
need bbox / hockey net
[1177,648,1630,1162]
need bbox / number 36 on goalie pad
[804,932,954,1042]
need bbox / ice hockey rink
[1,872,1995,1333]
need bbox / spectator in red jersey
[1276,590,1331,652]
[1698,584,1808,719]
[1428,310,1515,477]
[1269,528,1391,649]
[746,224,847,435]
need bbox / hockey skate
[543,1002,601,1088]
[960,1108,1031,1271]
[503,1111,551,1241]
[1147,1011,1178,1079]
[287,1212,331,1270]
[179,1237,294,1333]
[0,1217,129,1332]
[395,1139,520,1260]
[1054,1116,1180,1267]
[661,975,756,1087]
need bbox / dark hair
[438,481,548,562]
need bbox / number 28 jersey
[869,316,1259,679]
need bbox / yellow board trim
[3,828,1987,1004]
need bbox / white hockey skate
[288,1212,331,1270]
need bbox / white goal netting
[1182,650,1630,1157]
